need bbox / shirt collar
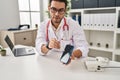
[50,18,64,32]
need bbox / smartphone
[60,45,74,64]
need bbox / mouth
[54,17,60,20]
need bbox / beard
[51,15,64,27]
[53,17,62,23]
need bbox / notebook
[4,35,35,57]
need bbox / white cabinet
[0,29,37,48]
[69,7,120,61]
[114,29,120,61]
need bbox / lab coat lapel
[48,22,57,40]
[60,18,69,40]
[48,18,65,41]
[60,26,64,40]
[59,19,64,40]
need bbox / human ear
[48,5,51,11]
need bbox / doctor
[36,0,89,62]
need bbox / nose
[55,11,59,15]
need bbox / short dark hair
[49,0,68,8]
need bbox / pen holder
[0,50,6,56]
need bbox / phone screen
[60,53,70,64]
[60,45,74,64]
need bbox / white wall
[0,0,20,30]
[43,0,49,20]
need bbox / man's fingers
[49,38,60,49]
[70,54,75,60]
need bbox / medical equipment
[84,57,110,72]
[85,57,120,72]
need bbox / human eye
[51,7,57,12]
[59,8,65,13]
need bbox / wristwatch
[46,42,52,50]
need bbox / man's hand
[41,38,60,54]
[72,49,82,58]
[49,38,60,49]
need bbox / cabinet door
[84,0,98,8]
[99,0,115,7]
[116,0,120,7]
[32,30,37,46]
[71,0,84,9]
[14,31,34,46]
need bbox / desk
[0,48,120,80]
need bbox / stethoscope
[46,17,70,42]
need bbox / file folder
[99,0,115,7]
[71,0,84,9]
[84,0,98,8]
[116,0,120,6]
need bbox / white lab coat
[35,17,89,57]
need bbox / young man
[36,0,89,63]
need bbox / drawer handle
[23,38,26,40]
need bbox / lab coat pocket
[60,40,73,51]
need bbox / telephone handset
[18,24,30,30]
[8,24,30,31]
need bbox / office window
[18,0,40,28]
